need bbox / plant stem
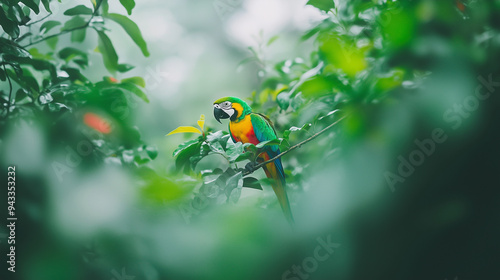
[26,13,52,27]
[243,115,347,176]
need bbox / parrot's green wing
[249,113,279,153]
[250,113,285,185]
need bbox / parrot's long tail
[261,152,294,225]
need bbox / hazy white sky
[226,0,325,47]
[133,0,326,103]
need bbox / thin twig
[3,63,13,118]
[243,115,347,176]
[22,0,103,48]
[26,13,52,26]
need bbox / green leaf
[20,0,40,14]
[146,146,158,160]
[206,131,224,143]
[12,57,58,81]
[167,126,202,136]
[235,152,253,162]
[276,91,290,110]
[61,16,87,42]
[317,109,340,121]
[173,138,202,172]
[301,26,321,41]
[285,123,313,140]
[41,0,52,13]
[64,5,93,16]
[62,16,86,30]
[226,141,244,162]
[285,61,324,98]
[381,9,417,48]
[48,102,71,112]
[58,47,87,60]
[121,76,145,87]
[101,0,110,15]
[20,67,40,93]
[105,13,149,56]
[71,28,87,42]
[15,88,28,101]
[242,177,262,190]
[267,35,279,46]
[134,156,150,165]
[58,47,88,67]
[40,20,61,34]
[46,36,58,50]
[226,171,243,191]
[225,172,243,202]
[6,4,27,25]
[116,82,149,103]
[117,63,135,73]
[375,69,405,91]
[5,69,24,91]
[22,6,31,18]
[5,68,37,95]
[96,30,119,73]
[0,9,20,38]
[242,142,257,155]
[318,33,366,77]
[4,62,22,78]
[306,0,335,12]
[208,141,224,154]
[0,38,30,57]
[255,139,281,149]
[119,0,136,15]
[299,75,334,98]
[61,66,89,83]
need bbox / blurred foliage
[2,0,500,279]
[0,0,157,175]
[0,1,160,276]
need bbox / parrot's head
[213,97,252,123]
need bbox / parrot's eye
[224,101,231,107]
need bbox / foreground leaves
[167,115,206,136]
[105,13,150,56]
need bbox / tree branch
[26,13,52,27]
[22,0,103,48]
[243,114,347,176]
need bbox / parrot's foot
[245,161,256,172]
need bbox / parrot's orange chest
[229,115,258,145]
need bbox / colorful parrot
[213,97,294,224]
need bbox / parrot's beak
[213,106,229,124]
